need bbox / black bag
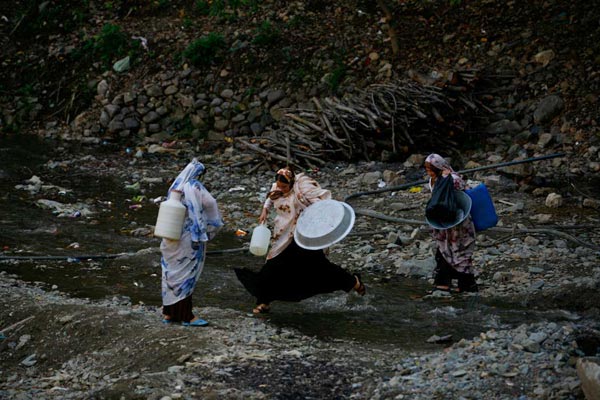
[425,175,458,225]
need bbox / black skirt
[235,240,356,305]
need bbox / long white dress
[160,160,223,306]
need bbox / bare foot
[252,304,271,314]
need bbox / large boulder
[577,357,600,400]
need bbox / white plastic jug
[249,224,271,256]
[154,190,186,240]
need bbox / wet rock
[266,89,285,106]
[97,80,109,97]
[486,119,521,135]
[426,334,452,344]
[361,171,382,185]
[533,95,564,124]
[20,354,37,367]
[394,258,435,278]
[146,84,163,98]
[577,357,600,400]
[533,50,555,67]
[545,193,563,208]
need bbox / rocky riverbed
[1,141,599,399]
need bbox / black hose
[1,154,565,262]
[0,247,250,262]
[344,153,566,202]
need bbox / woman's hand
[259,208,268,224]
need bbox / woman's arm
[259,206,269,224]
[259,183,276,223]
[198,187,223,240]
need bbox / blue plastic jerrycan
[465,184,498,231]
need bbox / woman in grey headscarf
[160,159,223,326]
[424,154,478,293]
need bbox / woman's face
[424,162,437,178]
[276,174,292,193]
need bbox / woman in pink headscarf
[424,154,478,293]
[235,166,365,314]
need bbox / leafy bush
[182,33,226,67]
[194,0,211,15]
[252,21,281,46]
[95,24,130,62]
[74,23,139,69]
[182,17,194,29]
[326,64,347,94]
[211,0,227,16]
[84,23,138,66]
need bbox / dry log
[237,138,298,166]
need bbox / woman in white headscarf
[160,159,223,326]
[424,154,478,293]
[234,166,365,314]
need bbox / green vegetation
[287,15,306,29]
[79,23,139,67]
[323,48,349,94]
[92,24,129,63]
[101,0,168,14]
[154,0,170,11]
[182,33,227,67]
[243,87,257,99]
[292,67,309,84]
[17,84,35,97]
[173,115,203,139]
[14,0,90,36]
[194,0,211,15]
[182,16,194,29]
[103,1,118,11]
[209,0,227,17]
[194,0,259,18]
[326,63,347,94]
[252,21,281,47]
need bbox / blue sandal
[183,318,209,327]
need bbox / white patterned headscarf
[167,158,209,242]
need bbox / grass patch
[182,33,227,67]
[252,21,281,46]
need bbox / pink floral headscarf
[425,153,466,191]
[425,153,454,172]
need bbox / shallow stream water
[0,136,580,351]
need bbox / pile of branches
[237,69,490,169]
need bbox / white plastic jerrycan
[154,190,187,240]
[249,224,271,256]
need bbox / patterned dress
[160,160,223,321]
[429,172,477,275]
[235,173,357,305]
[425,154,478,288]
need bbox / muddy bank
[1,271,599,399]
